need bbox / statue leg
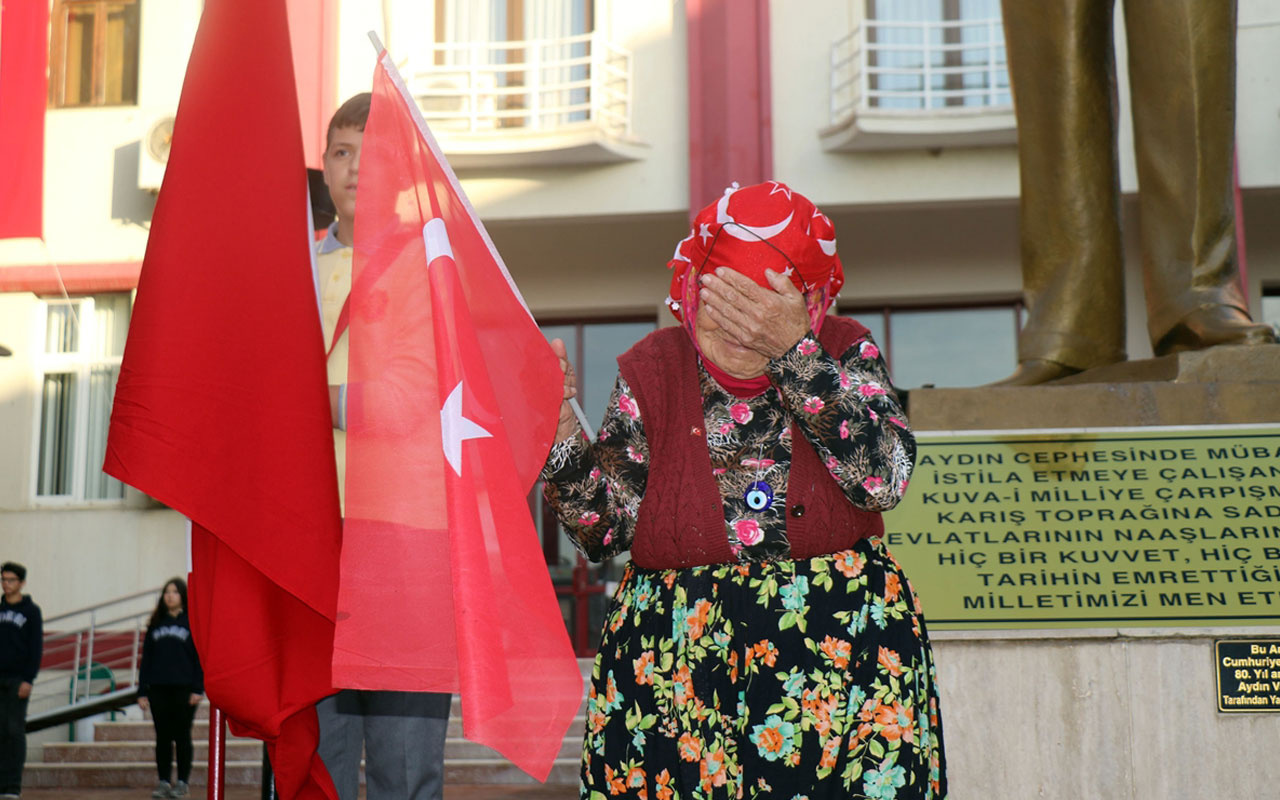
[1124,0,1276,354]
[995,0,1127,384]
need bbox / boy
[0,562,42,800]
[313,93,451,800]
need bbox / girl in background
[137,578,203,798]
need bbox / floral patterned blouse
[542,331,915,564]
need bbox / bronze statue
[996,0,1276,385]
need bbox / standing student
[0,562,42,800]
[137,579,203,799]
[313,92,451,800]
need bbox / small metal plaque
[1216,639,1280,713]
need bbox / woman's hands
[698,267,811,360]
[550,338,581,444]
[189,693,203,706]
[138,696,150,712]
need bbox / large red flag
[0,0,48,239]
[103,1,339,798]
[334,49,582,780]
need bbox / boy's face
[322,125,363,224]
[1,571,22,603]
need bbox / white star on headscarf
[441,381,492,475]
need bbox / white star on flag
[441,381,492,475]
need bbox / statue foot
[987,358,1082,386]
[1154,305,1278,356]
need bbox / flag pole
[207,705,226,800]
[363,30,597,441]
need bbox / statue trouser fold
[1000,0,1272,378]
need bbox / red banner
[0,0,49,239]
[104,0,339,796]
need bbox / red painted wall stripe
[0,262,142,294]
[685,0,773,218]
[0,0,50,239]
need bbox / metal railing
[26,586,159,733]
[830,17,1011,125]
[409,31,632,137]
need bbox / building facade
[3,0,1280,622]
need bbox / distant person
[313,92,450,800]
[0,562,42,800]
[137,579,203,799]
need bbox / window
[48,0,141,108]
[534,317,657,564]
[864,0,1009,110]
[843,302,1021,388]
[532,317,657,653]
[1263,289,1280,338]
[34,293,131,502]
[427,0,597,130]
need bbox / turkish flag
[335,51,582,780]
[0,0,49,239]
[103,1,339,798]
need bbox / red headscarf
[665,181,845,396]
[666,181,844,333]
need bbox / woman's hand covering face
[696,267,811,377]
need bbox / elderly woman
[543,182,946,800]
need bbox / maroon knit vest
[618,316,886,569]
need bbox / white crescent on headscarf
[671,232,694,263]
[715,183,794,242]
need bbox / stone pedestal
[908,344,1280,431]
[904,344,1280,799]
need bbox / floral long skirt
[581,537,946,800]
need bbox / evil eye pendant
[744,481,774,512]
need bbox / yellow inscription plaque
[883,425,1280,629]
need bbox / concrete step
[25,758,581,788]
[96,716,587,743]
[45,736,582,764]
[189,692,590,721]
[96,720,257,742]
[24,761,260,789]
[447,759,580,786]
[182,657,597,721]
[44,740,263,763]
[46,658,597,788]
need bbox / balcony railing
[830,17,1011,126]
[410,31,632,139]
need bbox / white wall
[935,627,1280,799]
[769,0,1280,208]
[2,508,187,620]
[0,294,38,509]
